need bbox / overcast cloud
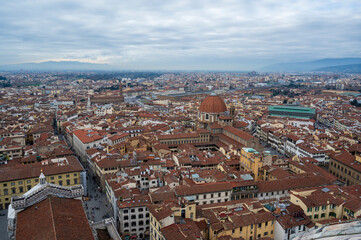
[0,0,360,70]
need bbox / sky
[1,0,361,71]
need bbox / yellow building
[148,204,175,240]
[148,201,198,240]
[290,185,361,225]
[240,148,272,181]
[197,200,276,240]
[171,202,196,220]
[0,156,84,209]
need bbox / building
[157,130,211,149]
[198,94,228,128]
[328,150,361,185]
[12,196,94,240]
[290,185,361,225]
[240,148,272,181]
[197,200,276,240]
[118,201,150,239]
[148,204,175,240]
[273,204,314,240]
[174,182,232,205]
[91,83,125,104]
[0,156,85,209]
[268,105,316,119]
[72,129,105,162]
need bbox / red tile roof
[16,197,94,240]
[73,129,102,144]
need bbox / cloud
[0,0,360,70]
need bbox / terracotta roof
[161,219,203,240]
[175,182,232,196]
[199,95,227,113]
[0,156,83,182]
[16,197,94,240]
[223,126,254,141]
[257,174,331,193]
[73,129,102,144]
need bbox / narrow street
[0,209,9,240]
[83,169,113,223]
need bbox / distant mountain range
[261,58,361,73]
[1,58,361,73]
[314,63,361,73]
[0,61,115,71]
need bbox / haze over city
[1,0,361,70]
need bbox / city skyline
[1,0,361,70]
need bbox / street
[83,170,113,223]
[0,209,9,240]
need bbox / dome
[199,95,227,113]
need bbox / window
[58,175,62,179]
[4,189,8,195]
[258,223,262,228]
[131,209,135,213]
[315,207,319,212]
[264,232,268,236]
[18,181,23,185]
[11,188,16,194]
[131,215,136,219]
[322,205,327,210]
[124,216,129,220]
[3,184,7,187]
[139,214,144,218]
[27,185,31,191]
[314,214,319,219]
[19,187,23,193]
[321,213,325,218]
[66,180,70,185]
[27,180,31,184]
[59,181,63,186]
[218,193,221,197]
[124,223,129,227]
[74,178,78,184]
[66,174,70,178]
[139,208,143,212]
[74,173,77,176]
[11,182,15,186]
[307,207,312,212]
[51,176,54,180]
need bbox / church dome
[199,95,227,113]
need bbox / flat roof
[268,105,316,114]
